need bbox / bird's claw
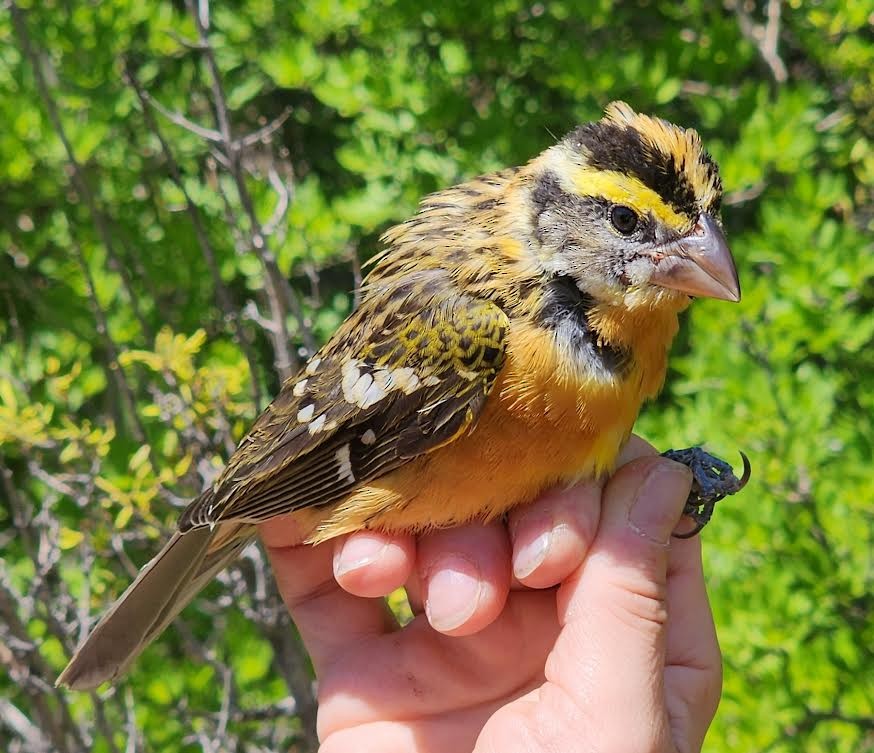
[660,447,751,538]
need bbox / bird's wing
[179,275,509,529]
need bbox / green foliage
[1,1,871,751]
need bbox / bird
[58,101,745,691]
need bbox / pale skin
[259,436,722,753]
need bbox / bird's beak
[648,213,741,302]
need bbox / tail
[56,520,255,690]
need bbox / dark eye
[610,205,639,235]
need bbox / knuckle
[606,574,669,632]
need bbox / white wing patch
[297,404,315,423]
[391,367,421,394]
[360,383,386,409]
[341,360,363,400]
[292,378,308,397]
[307,413,327,434]
[347,371,376,406]
[340,359,430,409]
[335,444,355,483]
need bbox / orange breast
[302,302,682,544]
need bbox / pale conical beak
[648,213,741,302]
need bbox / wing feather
[179,279,508,530]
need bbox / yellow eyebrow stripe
[571,167,693,231]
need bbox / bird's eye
[609,205,639,235]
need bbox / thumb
[545,456,692,751]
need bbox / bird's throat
[535,274,632,383]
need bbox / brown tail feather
[135,522,254,656]
[56,522,255,690]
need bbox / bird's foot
[660,447,751,538]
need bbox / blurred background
[0,1,871,751]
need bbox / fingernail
[513,528,552,579]
[628,462,692,544]
[334,534,387,577]
[424,554,483,632]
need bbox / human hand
[259,437,722,752]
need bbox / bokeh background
[1,1,871,751]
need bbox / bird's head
[528,102,740,308]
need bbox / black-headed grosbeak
[58,102,747,690]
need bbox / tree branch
[146,94,224,143]
[238,107,293,149]
[124,62,265,410]
[0,697,53,753]
[9,2,153,341]
[67,230,147,442]
[0,580,87,753]
[728,0,788,84]
[186,0,298,381]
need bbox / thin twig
[283,281,317,358]
[0,579,87,753]
[0,698,52,753]
[728,0,788,84]
[724,180,767,206]
[123,687,139,753]
[9,3,153,340]
[815,109,846,133]
[762,0,785,80]
[262,166,292,237]
[26,462,85,501]
[88,692,123,753]
[146,95,223,143]
[187,0,298,380]
[238,107,293,148]
[124,62,265,410]
[164,29,204,50]
[67,230,146,442]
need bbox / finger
[666,536,721,673]
[321,703,506,753]
[504,434,656,590]
[259,519,397,673]
[619,436,702,537]
[664,535,722,748]
[417,522,511,636]
[617,433,658,465]
[333,531,416,598]
[546,456,693,751]
[508,480,601,589]
[404,571,425,615]
[321,718,473,753]
[318,590,556,739]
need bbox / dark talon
[673,518,707,539]
[660,446,751,538]
[737,451,752,490]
